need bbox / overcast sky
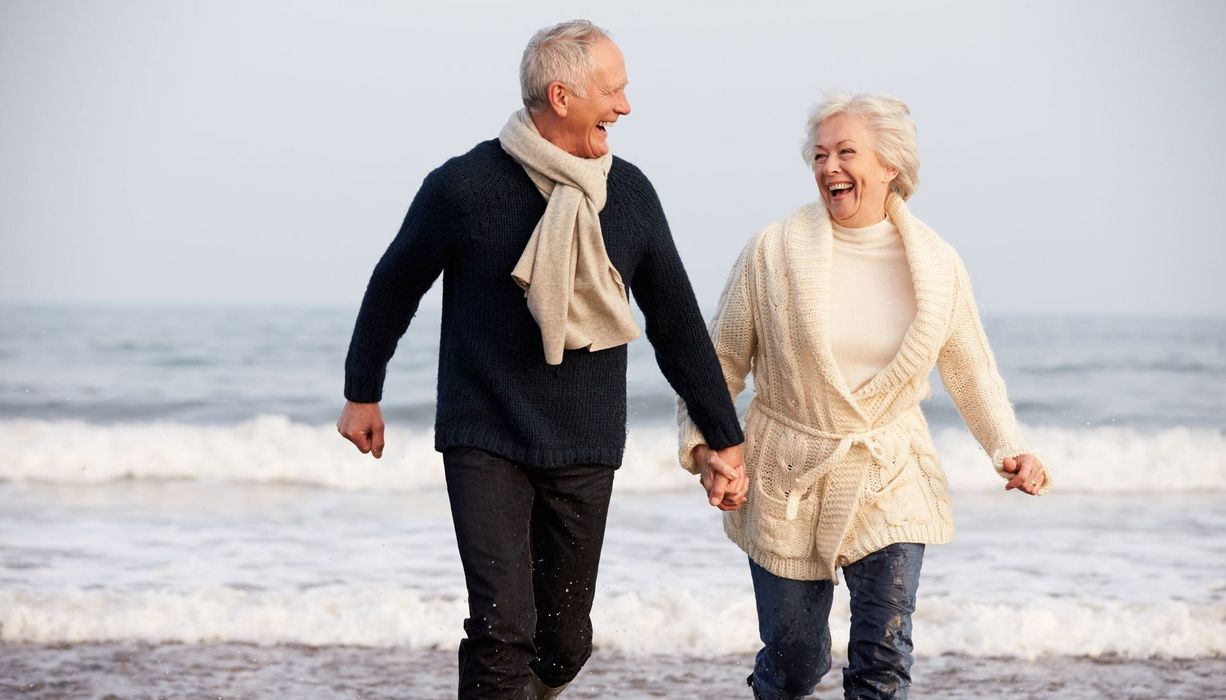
[2,0,1224,315]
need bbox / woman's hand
[693,444,748,511]
[1002,454,1049,495]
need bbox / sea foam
[1,586,1222,660]
[1,417,1223,494]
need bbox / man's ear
[546,81,569,118]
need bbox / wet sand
[3,643,1223,699]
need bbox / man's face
[554,39,631,158]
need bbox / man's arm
[339,169,458,458]
[626,177,745,485]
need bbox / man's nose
[616,91,631,116]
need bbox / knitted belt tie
[752,403,913,521]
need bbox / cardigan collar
[781,194,954,423]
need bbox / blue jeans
[748,543,925,700]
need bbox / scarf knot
[499,109,641,365]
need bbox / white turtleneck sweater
[829,216,917,392]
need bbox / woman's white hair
[801,92,920,200]
[520,20,611,112]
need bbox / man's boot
[526,671,569,700]
[747,673,764,700]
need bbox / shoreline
[3,643,1222,699]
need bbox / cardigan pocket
[863,421,946,524]
[866,459,929,527]
[748,468,819,559]
[742,404,824,560]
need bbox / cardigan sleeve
[937,254,1049,492]
[343,169,460,403]
[675,237,758,473]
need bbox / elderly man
[338,20,746,699]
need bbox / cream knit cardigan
[678,194,1047,582]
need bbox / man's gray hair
[801,92,920,201]
[520,20,611,112]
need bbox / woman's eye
[841,148,855,155]
[814,153,827,161]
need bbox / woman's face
[813,114,898,228]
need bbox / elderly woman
[677,92,1051,700]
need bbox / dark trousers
[442,447,615,699]
[749,543,925,700]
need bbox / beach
[1,306,1224,698]
[5,644,1225,699]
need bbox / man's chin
[588,133,609,158]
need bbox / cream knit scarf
[499,109,641,365]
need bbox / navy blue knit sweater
[344,139,743,467]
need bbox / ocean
[1,304,1224,699]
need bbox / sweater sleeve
[937,254,1048,492]
[675,237,758,474]
[628,182,744,456]
[343,169,459,402]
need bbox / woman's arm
[937,254,1050,494]
[677,237,760,474]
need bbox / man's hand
[693,443,747,511]
[337,401,385,459]
[1002,453,1048,495]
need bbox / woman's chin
[829,204,856,223]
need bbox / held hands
[693,444,748,511]
[1002,453,1048,495]
[337,400,386,459]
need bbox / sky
[1,0,1224,315]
